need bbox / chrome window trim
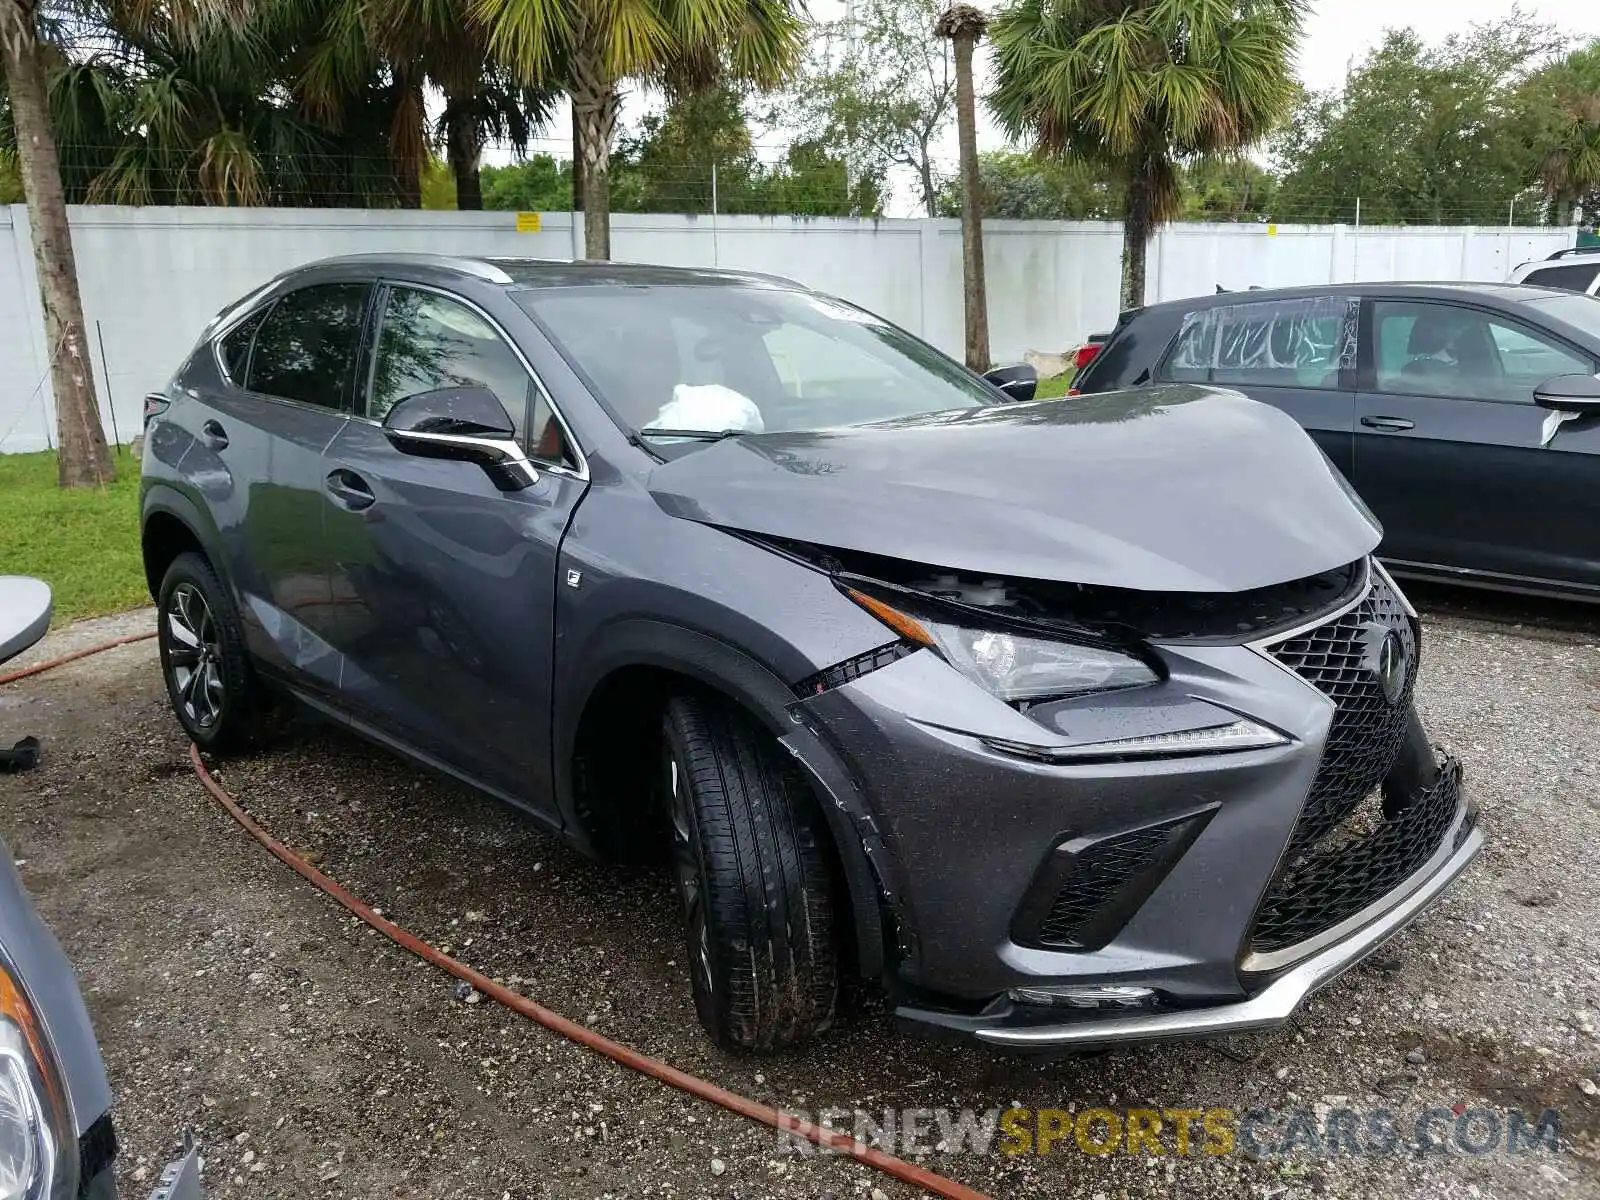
[360,280,590,482]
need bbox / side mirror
[1533,373,1600,414]
[983,362,1038,403]
[382,386,536,490]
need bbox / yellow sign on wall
[515,212,542,233]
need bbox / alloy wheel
[165,583,225,729]
[666,753,714,998]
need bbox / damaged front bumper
[900,765,1480,1048]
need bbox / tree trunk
[569,48,619,260]
[2,16,114,486]
[1120,172,1154,310]
[916,145,938,218]
[445,101,482,211]
[570,102,584,213]
[951,33,989,371]
[390,65,425,210]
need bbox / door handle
[1360,415,1415,432]
[200,419,229,449]
[325,469,375,511]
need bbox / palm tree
[2,0,122,485]
[1530,46,1600,225]
[475,0,805,259]
[990,0,1305,309]
[935,3,988,371]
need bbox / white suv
[1509,246,1600,294]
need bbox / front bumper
[900,784,1480,1048]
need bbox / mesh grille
[1267,572,1417,853]
[1250,760,1463,954]
[1249,570,1458,956]
[1035,827,1172,948]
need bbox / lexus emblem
[1376,629,1407,704]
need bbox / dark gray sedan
[1074,282,1600,601]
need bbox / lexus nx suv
[139,254,1482,1052]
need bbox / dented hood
[646,385,1381,593]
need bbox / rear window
[1521,263,1600,292]
[1524,292,1600,341]
[1157,297,1358,388]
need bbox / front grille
[1250,760,1464,954]
[1249,569,1459,956]
[1267,571,1418,853]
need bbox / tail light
[143,393,171,427]
[1072,343,1102,371]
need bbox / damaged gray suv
[139,255,1482,1053]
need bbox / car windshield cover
[1525,292,1600,342]
[514,284,999,442]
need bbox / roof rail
[1543,246,1600,261]
[309,253,514,283]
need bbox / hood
[646,385,1381,593]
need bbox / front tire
[662,693,839,1052]
[156,552,271,755]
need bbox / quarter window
[368,286,573,466]
[1159,297,1357,388]
[1371,301,1593,403]
[1521,264,1600,293]
[246,283,369,411]
[217,307,268,384]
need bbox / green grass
[1035,371,1077,400]
[0,450,147,625]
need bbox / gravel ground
[1,589,1598,1200]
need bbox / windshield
[1525,292,1600,344]
[514,283,999,439]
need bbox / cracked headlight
[0,957,77,1200]
[846,589,1158,701]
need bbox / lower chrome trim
[966,810,1482,1049]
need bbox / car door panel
[317,284,587,816]
[1354,298,1600,588]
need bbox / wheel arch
[557,618,891,983]
[140,486,224,600]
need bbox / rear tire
[156,552,272,755]
[662,693,838,1052]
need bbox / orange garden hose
[6,631,996,1200]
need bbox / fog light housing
[1008,985,1156,1010]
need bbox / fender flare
[557,618,894,982]
[139,484,226,596]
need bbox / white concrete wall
[0,204,1578,453]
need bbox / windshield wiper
[634,427,753,441]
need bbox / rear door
[202,280,371,694]
[1353,297,1600,587]
[319,282,588,814]
[1150,295,1360,478]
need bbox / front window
[513,284,998,442]
[1371,301,1594,403]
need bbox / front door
[1353,298,1600,587]
[319,283,588,814]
